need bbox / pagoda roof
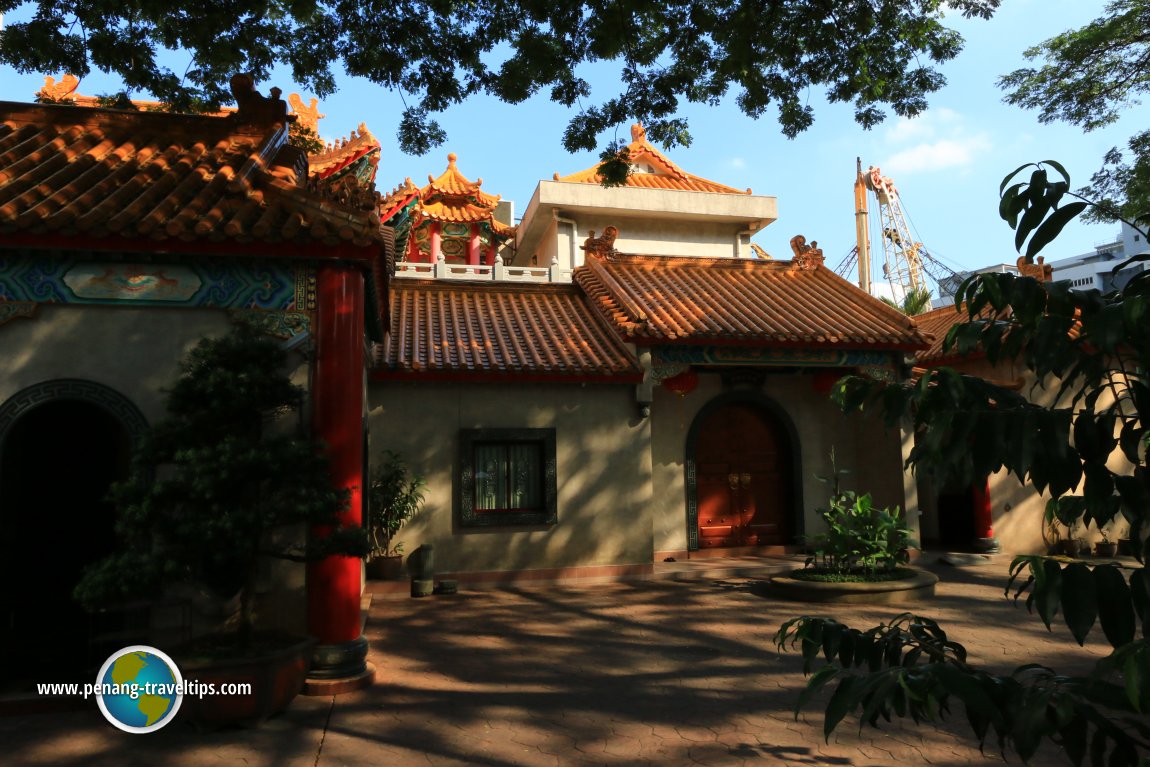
[376,279,641,381]
[574,252,928,350]
[556,124,751,195]
[415,153,515,237]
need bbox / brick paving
[0,556,1112,766]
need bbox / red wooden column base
[971,479,1001,553]
[305,263,371,690]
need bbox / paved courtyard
[1,556,1109,766]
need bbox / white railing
[394,260,573,283]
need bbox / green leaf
[1034,558,1064,629]
[1015,197,1051,253]
[796,665,840,716]
[1000,163,1035,196]
[1026,201,1089,259]
[1095,565,1136,648]
[1062,710,1088,766]
[1061,562,1098,645]
[1040,159,1071,181]
[1123,650,1145,713]
[824,677,859,741]
[1129,569,1149,637]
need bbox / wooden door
[696,403,790,548]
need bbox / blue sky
[2,0,1145,284]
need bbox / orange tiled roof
[556,124,751,195]
[35,74,237,116]
[575,253,928,349]
[309,123,381,182]
[0,96,384,249]
[915,302,1014,364]
[378,280,641,379]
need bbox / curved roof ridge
[555,123,750,195]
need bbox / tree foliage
[780,162,1150,765]
[880,286,934,316]
[998,0,1150,224]
[0,0,999,155]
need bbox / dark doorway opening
[937,483,977,551]
[0,400,131,687]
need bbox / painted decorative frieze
[0,253,315,338]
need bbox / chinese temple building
[1,74,950,694]
[372,126,928,580]
[0,77,387,689]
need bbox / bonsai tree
[76,326,367,651]
[367,451,426,560]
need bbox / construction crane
[846,158,958,303]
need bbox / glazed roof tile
[556,124,751,195]
[0,99,384,249]
[575,253,928,349]
[308,123,381,181]
[915,303,1013,364]
[378,280,641,379]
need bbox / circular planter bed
[763,567,939,604]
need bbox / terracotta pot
[365,554,405,581]
[1094,541,1118,558]
[177,635,314,728]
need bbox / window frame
[459,428,557,527]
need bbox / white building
[1048,221,1146,292]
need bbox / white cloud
[879,108,992,176]
[728,157,746,169]
[883,136,992,175]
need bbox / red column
[429,222,442,262]
[307,263,365,657]
[468,224,481,265]
[971,478,999,552]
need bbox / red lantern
[662,368,699,397]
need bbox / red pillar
[429,222,442,262]
[306,262,368,680]
[468,224,481,265]
[971,478,1000,552]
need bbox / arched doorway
[0,381,144,686]
[687,397,798,550]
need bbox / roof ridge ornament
[287,93,324,133]
[582,226,620,259]
[631,123,647,143]
[37,74,80,102]
[790,235,825,270]
[1016,255,1053,282]
[230,74,291,125]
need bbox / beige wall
[0,304,232,422]
[554,215,754,267]
[649,370,914,555]
[0,303,311,634]
[368,380,653,574]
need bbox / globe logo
[94,645,184,733]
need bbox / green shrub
[807,490,914,577]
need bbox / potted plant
[1048,497,1089,557]
[75,326,367,725]
[365,451,426,580]
[1094,525,1118,558]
